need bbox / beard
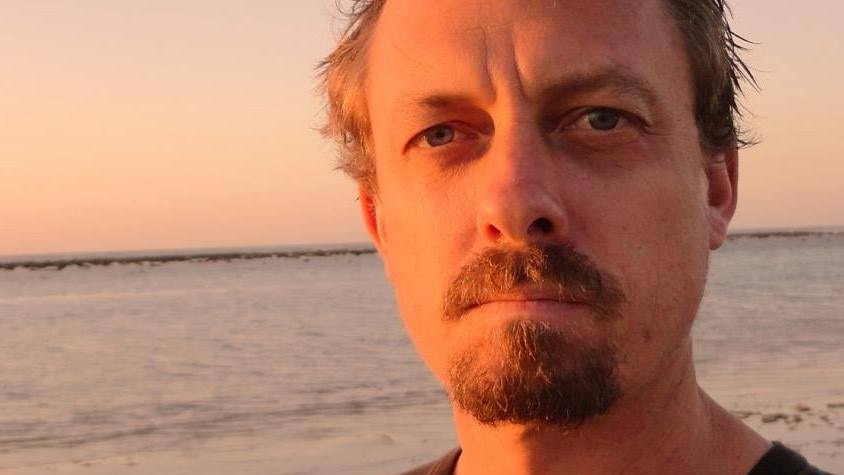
[448,319,620,427]
[442,244,624,427]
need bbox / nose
[476,123,569,245]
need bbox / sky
[1,1,842,256]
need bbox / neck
[451,344,769,475]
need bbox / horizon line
[2,226,844,270]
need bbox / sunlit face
[360,0,737,419]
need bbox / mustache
[441,243,626,321]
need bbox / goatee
[443,244,624,426]
[448,319,620,426]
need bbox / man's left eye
[554,107,643,149]
[576,108,623,131]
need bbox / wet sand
[2,398,841,475]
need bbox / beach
[1,233,842,474]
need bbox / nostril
[485,223,503,241]
[528,217,554,235]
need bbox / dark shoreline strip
[2,230,841,271]
[726,230,843,240]
[0,248,377,271]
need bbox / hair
[317,0,757,189]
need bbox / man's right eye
[415,124,456,148]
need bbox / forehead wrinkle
[477,25,497,105]
[374,18,498,115]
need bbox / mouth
[441,244,625,322]
[463,288,591,316]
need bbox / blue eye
[584,109,621,130]
[421,125,455,147]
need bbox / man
[319,1,833,474]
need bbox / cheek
[625,165,709,308]
[376,175,477,380]
[601,163,711,384]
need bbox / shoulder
[396,448,461,475]
[747,442,837,475]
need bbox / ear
[706,147,739,250]
[358,183,387,256]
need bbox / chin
[447,319,621,427]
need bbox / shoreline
[0,248,377,271]
[3,229,844,271]
[727,229,844,240]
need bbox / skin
[357,0,770,473]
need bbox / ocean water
[0,234,842,474]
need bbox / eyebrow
[538,66,659,109]
[393,65,659,118]
[393,93,477,121]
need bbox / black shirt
[398,442,835,475]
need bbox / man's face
[360,0,737,424]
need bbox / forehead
[365,0,691,123]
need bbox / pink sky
[1,1,842,255]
